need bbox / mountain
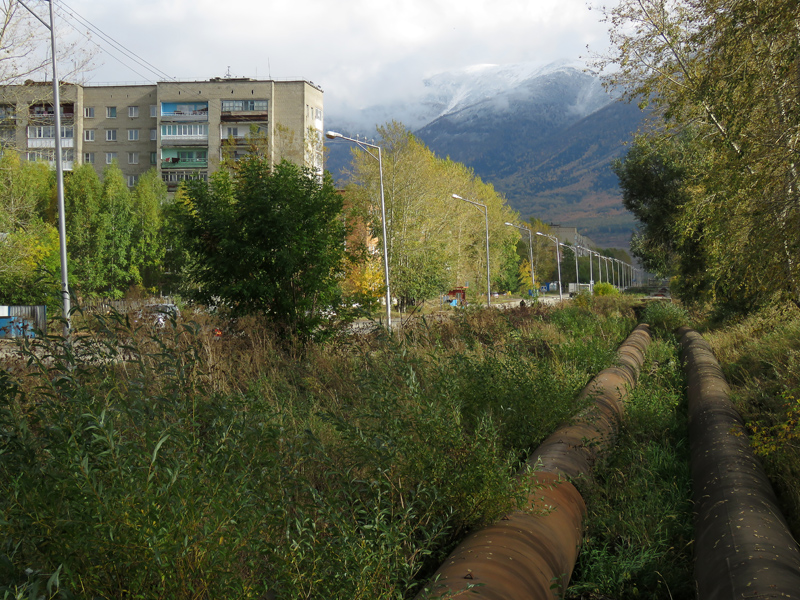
[325,61,646,249]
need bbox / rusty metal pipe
[417,324,652,599]
[678,327,800,598]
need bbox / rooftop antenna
[225,66,232,78]
[268,58,272,79]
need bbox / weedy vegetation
[702,302,800,538]
[566,336,694,599]
[1,299,638,599]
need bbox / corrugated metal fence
[0,305,47,338]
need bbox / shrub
[593,282,619,297]
[641,300,690,336]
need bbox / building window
[106,129,117,142]
[221,99,268,112]
[28,126,55,138]
[27,126,73,139]
[160,123,208,137]
[150,105,157,118]
[84,107,95,118]
[226,127,238,138]
[150,128,157,141]
[128,106,139,118]
[128,152,139,164]
[84,152,95,164]
[128,129,139,141]
[150,152,157,165]
[106,106,117,118]
[84,130,95,142]
[127,174,139,187]
[105,152,117,164]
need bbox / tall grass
[702,302,800,537]
[1,301,637,599]
[567,338,694,600]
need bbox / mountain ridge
[325,61,645,248]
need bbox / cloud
[62,0,610,111]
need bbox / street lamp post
[579,246,594,293]
[597,252,603,284]
[562,243,579,295]
[326,131,392,331]
[505,222,536,301]
[536,231,562,301]
[453,194,491,308]
[20,0,70,337]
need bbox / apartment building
[0,78,324,190]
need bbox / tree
[0,1,94,86]
[0,151,50,232]
[64,163,104,294]
[596,0,800,311]
[98,163,135,297]
[130,169,168,290]
[0,219,59,305]
[347,122,520,309]
[0,152,58,306]
[176,157,347,337]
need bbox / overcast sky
[60,0,610,116]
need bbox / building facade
[0,78,323,189]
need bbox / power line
[55,0,176,84]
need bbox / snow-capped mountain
[328,60,610,134]
[325,61,644,248]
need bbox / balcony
[161,169,208,191]
[28,106,75,124]
[220,111,268,123]
[161,157,208,169]
[161,135,208,146]
[160,109,209,122]
[27,138,74,148]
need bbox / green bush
[593,282,619,297]
[641,300,690,337]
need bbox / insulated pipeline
[417,324,652,599]
[679,327,800,599]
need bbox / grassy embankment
[702,303,800,538]
[1,298,637,599]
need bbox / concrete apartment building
[0,78,324,190]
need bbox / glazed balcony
[161,157,208,169]
[160,108,209,122]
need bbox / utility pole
[20,0,70,337]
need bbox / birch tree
[347,122,519,309]
[598,0,800,311]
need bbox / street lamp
[20,0,70,336]
[326,130,392,331]
[577,245,594,293]
[561,242,579,295]
[453,194,491,307]
[596,252,603,284]
[536,231,562,301]
[505,222,536,301]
